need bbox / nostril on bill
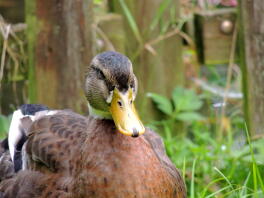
[131,128,139,138]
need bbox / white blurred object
[192,77,243,99]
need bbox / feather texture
[0,112,186,197]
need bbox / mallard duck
[0,51,186,198]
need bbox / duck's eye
[117,100,123,107]
[130,100,133,105]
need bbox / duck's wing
[8,104,49,164]
[23,111,88,173]
[143,129,186,197]
[0,170,73,198]
[8,105,50,172]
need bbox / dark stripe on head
[95,51,131,92]
[116,74,129,92]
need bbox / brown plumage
[0,51,186,198]
[0,139,14,182]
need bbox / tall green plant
[148,86,204,123]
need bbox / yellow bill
[110,88,145,137]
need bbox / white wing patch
[8,109,58,162]
[8,110,26,162]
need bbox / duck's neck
[88,103,112,120]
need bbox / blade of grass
[222,186,247,197]
[205,186,232,198]
[256,167,264,193]
[244,191,264,198]
[118,0,143,44]
[244,124,263,196]
[182,157,186,183]
[252,163,258,197]
[214,167,233,188]
[190,158,196,198]
[150,0,171,30]
[240,172,251,197]
[201,178,225,197]
[214,167,238,198]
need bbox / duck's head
[85,51,145,137]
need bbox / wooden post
[109,0,184,122]
[239,0,264,135]
[26,0,94,113]
[194,9,237,65]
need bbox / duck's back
[23,111,89,174]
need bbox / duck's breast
[74,122,182,198]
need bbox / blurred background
[0,0,264,197]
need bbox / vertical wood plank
[26,0,94,112]
[240,0,264,135]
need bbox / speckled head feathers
[85,51,137,112]
[90,51,133,91]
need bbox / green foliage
[172,87,203,112]
[147,93,173,115]
[114,0,183,59]
[148,86,204,123]
[0,114,11,139]
[93,0,103,5]
[163,122,264,197]
[149,86,264,197]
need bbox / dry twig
[219,22,238,138]
[92,24,115,51]
[0,22,11,90]
[144,28,195,55]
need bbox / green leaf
[118,0,143,44]
[11,74,25,81]
[150,0,171,30]
[93,0,103,4]
[0,115,11,139]
[176,112,205,122]
[172,87,203,112]
[147,93,173,115]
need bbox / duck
[0,51,186,198]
